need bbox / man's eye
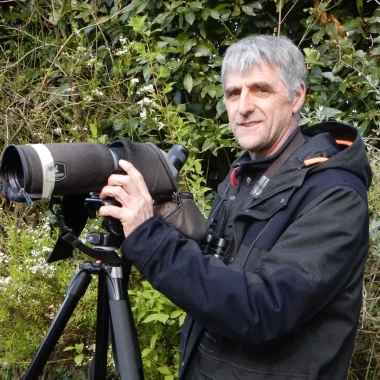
[227,91,240,99]
[257,88,269,94]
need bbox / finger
[118,160,152,201]
[99,204,123,219]
[100,185,130,207]
[106,175,142,199]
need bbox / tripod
[23,254,143,380]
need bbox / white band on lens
[29,144,55,201]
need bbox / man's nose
[237,90,255,116]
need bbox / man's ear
[292,83,306,114]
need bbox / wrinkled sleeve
[121,185,368,345]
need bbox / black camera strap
[249,130,305,199]
[214,129,305,228]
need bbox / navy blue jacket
[121,122,372,380]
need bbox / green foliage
[0,0,379,378]
[129,279,185,378]
[0,210,98,378]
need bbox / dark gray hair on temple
[221,35,306,100]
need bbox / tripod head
[47,195,124,264]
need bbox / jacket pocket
[195,329,311,380]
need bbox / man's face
[224,61,305,159]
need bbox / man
[99,35,372,379]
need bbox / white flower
[137,84,154,94]
[115,48,128,56]
[137,97,154,105]
[131,78,139,84]
[54,127,62,135]
[0,252,8,264]
[77,45,87,54]
[87,57,97,67]
[92,88,104,97]
[140,108,147,119]
[0,276,11,289]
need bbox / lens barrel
[0,143,118,201]
[0,141,188,203]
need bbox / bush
[0,0,379,378]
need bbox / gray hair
[221,35,306,99]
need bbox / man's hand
[99,160,153,237]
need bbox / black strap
[250,130,305,199]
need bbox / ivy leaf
[184,73,193,93]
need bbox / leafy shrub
[0,0,379,378]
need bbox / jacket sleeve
[121,185,369,345]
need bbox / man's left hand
[99,160,153,237]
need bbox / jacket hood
[301,121,372,190]
[224,121,372,205]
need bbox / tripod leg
[106,264,144,380]
[23,268,92,380]
[91,269,109,380]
